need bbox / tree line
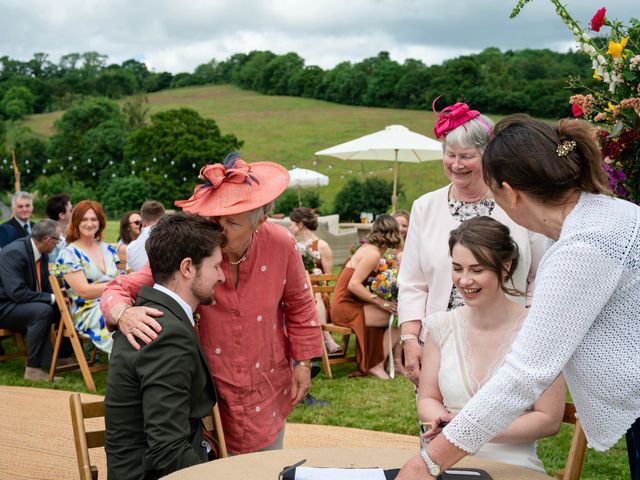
[0,47,595,122]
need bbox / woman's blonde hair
[366,214,402,249]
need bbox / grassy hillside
[14,84,454,212]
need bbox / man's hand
[403,340,422,386]
[396,452,434,480]
[289,364,311,405]
[117,305,164,350]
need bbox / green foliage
[30,173,94,213]
[0,86,35,120]
[274,189,322,216]
[334,177,399,222]
[13,137,48,188]
[124,108,243,203]
[100,176,152,217]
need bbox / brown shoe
[24,367,62,383]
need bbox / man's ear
[501,182,519,208]
[179,257,195,279]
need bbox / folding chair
[309,273,357,379]
[556,402,588,480]
[49,274,108,392]
[69,393,227,480]
[0,328,27,362]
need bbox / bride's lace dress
[421,307,546,473]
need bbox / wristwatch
[420,445,441,477]
[399,334,419,346]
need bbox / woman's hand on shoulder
[117,305,164,350]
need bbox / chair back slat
[558,402,587,480]
[82,401,105,418]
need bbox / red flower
[590,7,606,32]
[571,103,584,117]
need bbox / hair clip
[556,140,577,157]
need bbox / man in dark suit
[105,213,226,479]
[2,191,36,242]
[0,219,69,381]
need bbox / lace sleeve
[421,311,451,346]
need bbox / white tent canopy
[287,167,329,206]
[315,125,442,211]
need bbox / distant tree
[124,108,243,204]
[13,137,48,188]
[122,94,150,129]
[334,177,398,222]
[274,189,321,216]
[0,86,36,120]
[94,67,138,98]
[100,176,152,217]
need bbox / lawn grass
[12,84,454,212]
[0,335,629,479]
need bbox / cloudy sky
[0,0,636,73]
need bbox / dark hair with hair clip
[366,214,402,250]
[449,216,523,297]
[482,114,610,203]
[290,207,318,231]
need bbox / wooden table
[164,447,553,479]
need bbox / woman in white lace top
[398,115,640,480]
[418,216,564,473]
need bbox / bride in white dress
[417,216,566,473]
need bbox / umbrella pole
[391,149,399,213]
[297,185,302,207]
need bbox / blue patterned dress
[55,242,118,354]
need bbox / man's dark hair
[140,200,166,223]
[45,194,70,221]
[147,213,227,284]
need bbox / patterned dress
[55,242,117,354]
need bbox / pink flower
[571,103,584,117]
[590,7,606,32]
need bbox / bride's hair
[448,216,524,297]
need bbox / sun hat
[432,97,493,140]
[175,152,289,217]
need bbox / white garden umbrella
[315,124,442,211]
[287,167,329,206]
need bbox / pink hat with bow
[175,153,289,217]
[432,97,493,140]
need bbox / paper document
[294,466,387,479]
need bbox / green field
[15,84,451,212]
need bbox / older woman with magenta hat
[100,153,323,455]
[397,101,546,385]
[398,115,640,479]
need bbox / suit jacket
[105,286,217,480]
[3,217,35,239]
[0,238,52,321]
[0,223,19,248]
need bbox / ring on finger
[383,302,389,308]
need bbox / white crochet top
[443,193,640,453]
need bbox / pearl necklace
[450,185,492,203]
[228,232,254,265]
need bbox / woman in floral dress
[56,200,118,354]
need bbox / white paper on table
[294,466,387,480]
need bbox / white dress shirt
[126,226,152,272]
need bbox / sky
[0,0,637,74]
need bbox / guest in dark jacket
[2,191,35,241]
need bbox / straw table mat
[0,385,417,479]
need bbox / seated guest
[331,215,402,379]
[289,207,341,354]
[1,191,35,246]
[126,200,165,272]
[418,216,564,472]
[105,212,225,479]
[46,193,73,262]
[117,211,142,259]
[0,220,72,381]
[55,200,117,354]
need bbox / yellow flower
[606,37,629,58]
[593,69,602,81]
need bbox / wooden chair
[309,273,357,379]
[557,402,588,480]
[49,274,108,392]
[69,393,227,480]
[0,328,27,362]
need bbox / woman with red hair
[55,200,117,353]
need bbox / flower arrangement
[365,251,399,303]
[512,1,640,203]
[297,241,322,273]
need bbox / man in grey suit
[105,213,226,480]
[0,219,71,381]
